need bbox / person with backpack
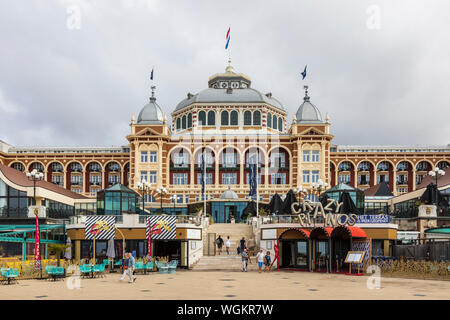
[225,236,231,255]
[216,235,224,255]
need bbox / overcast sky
[0,0,449,148]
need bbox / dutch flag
[225,27,230,50]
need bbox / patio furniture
[135,262,146,274]
[46,266,65,281]
[145,262,154,273]
[168,260,178,274]
[1,268,19,285]
[80,264,92,278]
[155,260,168,274]
[92,264,106,278]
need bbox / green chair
[93,264,105,278]
[135,262,145,274]
[145,262,154,273]
[155,261,168,274]
[2,268,19,285]
[80,264,92,278]
[168,260,178,274]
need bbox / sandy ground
[1,270,449,300]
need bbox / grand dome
[295,86,323,123]
[137,88,164,125]
[174,61,284,112]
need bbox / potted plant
[47,243,72,266]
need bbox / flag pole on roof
[225,27,231,64]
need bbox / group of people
[119,252,137,283]
[215,235,272,273]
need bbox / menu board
[344,251,365,264]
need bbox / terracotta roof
[364,182,394,197]
[0,164,88,200]
[417,167,450,189]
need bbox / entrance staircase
[193,223,258,271]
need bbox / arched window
[198,111,206,126]
[377,161,390,171]
[207,111,215,126]
[176,118,181,130]
[278,118,283,132]
[253,111,261,126]
[267,113,272,128]
[187,113,192,128]
[244,111,252,126]
[230,110,238,125]
[221,111,229,126]
[272,115,277,130]
[11,162,25,172]
[30,162,44,173]
[182,115,187,129]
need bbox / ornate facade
[0,62,449,209]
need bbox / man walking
[240,237,246,255]
[216,235,224,255]
[127,252,136,283]
[241,248,249,272]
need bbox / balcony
[71,167,83,173]
[89,181,101,186]
[71,181,82,186]
[396,180,408,185]
[52,168,63,173]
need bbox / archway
[310,227,332,272]
[279,228,310,270]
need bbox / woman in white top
[225,236,231,255]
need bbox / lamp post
[311,179,328,200]
[156,187,168,214]
[428,167,445,206]
[26,169,44,274]
[170,195,177,215]
[137,180,150,214]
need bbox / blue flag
[200,153,205,196]
[249,163,257,197]
[150,68,154,80]
[301,65,307,80]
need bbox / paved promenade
[1,270,449,300]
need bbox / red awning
[346,226,367,238]
[310,227,333,238]
[298,228,310,238]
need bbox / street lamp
[156,187,168,214]
[311,179,328,200]
[170,195,177,215]
[428,167,445,206]
[26,169,44,273]
[137,179,150,214]
[293,185,305,203]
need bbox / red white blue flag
[225,27,230,49]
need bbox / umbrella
[64,237,72,260]
[282,189,298,214]
[242,201,257,220]
[269,193,284,214]
[106,237,115,259]
[338,191,359,215]
[420,183,447,206]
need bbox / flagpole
[203,151,206,219]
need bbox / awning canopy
[331,225,367,239]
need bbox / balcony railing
[89,181,101,186]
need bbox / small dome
[296,86,323,123]
[137,88,164,125]
[220,186,239,200]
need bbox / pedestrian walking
[240,237,246,254]
[225,236,231,255]
[256,249,265,273]
[216,235,224,255]
[241,248,249,272]
[119,253,129,281]
[127,252,136,283]
[264,251,272,272]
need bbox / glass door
[296,241,308,269]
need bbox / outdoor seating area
[155,260,178,274]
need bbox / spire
[150,85,156,102]
[225,58,235,73]
[325,112,330,123]
[303,85,310,102]
[131,113,135,124]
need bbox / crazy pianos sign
[290,199,358,227]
